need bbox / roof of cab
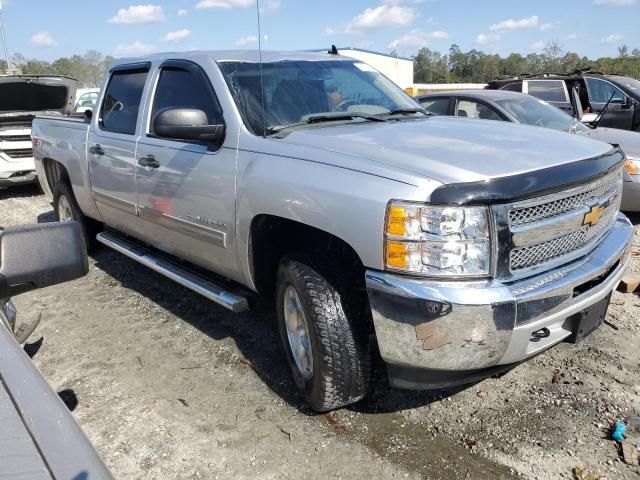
[111,50,353,68]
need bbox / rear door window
[526,80,567,103]
[419,97,450,115]
[99,69,148,135]
[454,99,503,121]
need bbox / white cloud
[565,32,581,40]
[163,29,191,42]
[475,33,500,45]
[196,0,253,8]
[326,3,417,35]
[31,31,58,47]
[489,15,539,32]
[109,4,165,24]
[529,41,545,50]
[114,40,156,57]
[388,29,449,49]
[177,8,188,16]
[235,35,257,46]
[602,33,623,43]
[594,0,635,4]
[539,21,559,32]
[260,0,281,13]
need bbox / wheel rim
[57,194,74,222]
[283,285,314,379]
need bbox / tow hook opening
[530,327,551,342]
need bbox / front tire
[276,254,371,411]
[53,182,101,252]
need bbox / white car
[74,88,100,113]
[0,75,77,188]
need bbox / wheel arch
[248,214,367,297]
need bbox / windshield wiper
[268,112,387,134]
[382,108,430,117]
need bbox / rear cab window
[99,66,149,135]
[525,80,568,103]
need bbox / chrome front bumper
[366,214,633,384]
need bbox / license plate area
[564,293,612,343]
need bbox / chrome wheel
[283,285,314,379]
[57,194,74,222]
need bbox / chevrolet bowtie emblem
[582,203,605,227]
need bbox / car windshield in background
[495,95,587,133]
[611,76,640,93]
[219,60,422,134]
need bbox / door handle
[89,144,104,155]
[138,154,160,168]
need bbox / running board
[96,231,250,313]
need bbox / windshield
[611,76,640,93]
[219,59,422,134]
[495,95,587,132]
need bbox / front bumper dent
[366,214,633,387]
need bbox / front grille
[508,174,620,227]
[4,148,33,159]
[510,207,618,270]
[0,135,31,142]
[498,167,624,276]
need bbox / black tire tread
[279,254,371,411]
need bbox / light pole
[0,1,12,73]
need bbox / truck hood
[0,75,78,124]
[578,126,640,159]
[275,116,614,185]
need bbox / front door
[585,77,634,130]
[89,64,150,234]
[134,60,238,279]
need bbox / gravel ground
[1,184,639,480]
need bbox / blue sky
[1,0,638,61]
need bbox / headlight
[624,157,640,175]
[385,202,491,277]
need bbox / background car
[74,88,100,113]
[487,70,640,132]
[416,89,640,211]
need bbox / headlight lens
[624,157,640,175]
[385,202,491,276]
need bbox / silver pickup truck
[32,51,634,411]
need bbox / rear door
[524,80,573,113]
[584,77,634,130]
[134,59,238,278]
[88,63,150,234]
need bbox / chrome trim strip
[93,191,137,215]
[138,206,228,248]
[96,231,247,312]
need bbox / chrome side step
[96,231,250,313]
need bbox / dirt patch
[2,187,639,479]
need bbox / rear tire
[276,254,371,411]
[53,182,101,252]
